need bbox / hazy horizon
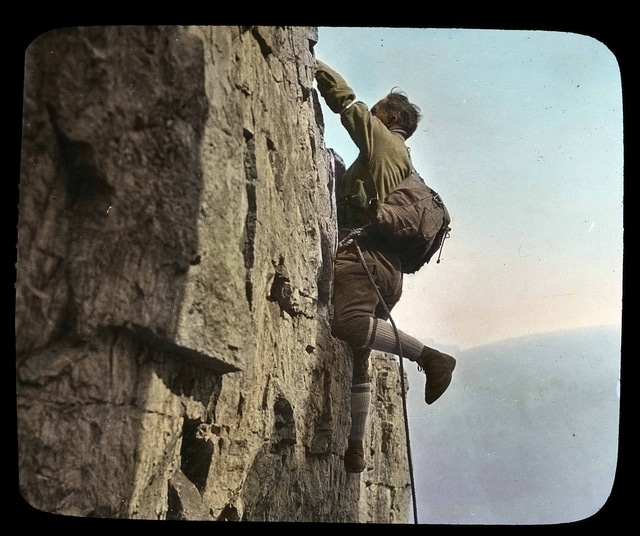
[431,321,623,354]
[404,323,621,524]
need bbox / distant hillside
[405,325,621,525]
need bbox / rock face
[16,26,410,522]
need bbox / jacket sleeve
[314,60,356,114]
[315,60,379,159]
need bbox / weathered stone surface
[16,25,410,523]
[361,354,413,523]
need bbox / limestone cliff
[16,26,410,522]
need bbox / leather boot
[418,347,456,405]
[344,440,366,473]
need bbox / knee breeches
[332,239,403,349]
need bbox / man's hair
[385,88,422,138]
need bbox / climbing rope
[341,232,420,525]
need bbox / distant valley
[404,325,621,525]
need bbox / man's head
[371,89,422,138]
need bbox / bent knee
[332,315,372,348]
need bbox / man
[315,60,456,473]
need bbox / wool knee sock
[364,318,425,362]
[348,383,371,444]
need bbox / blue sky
[315,27,623,351]
[315,27,624,525]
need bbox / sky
[315,27,624,525]
[315,27,624,352]
[12,25,623,525]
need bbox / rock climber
[314,60,456,473]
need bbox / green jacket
[315,60,413,231]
